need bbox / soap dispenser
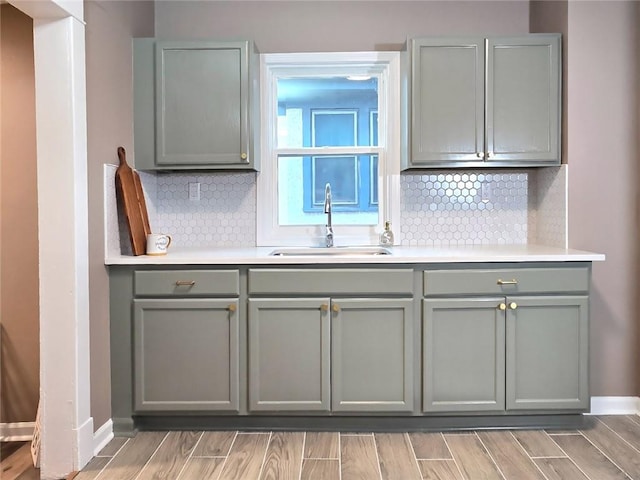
[379,221,395,246]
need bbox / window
[258,52,401,246]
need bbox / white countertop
[106,244,605,265]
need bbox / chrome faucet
[324,183,334,247]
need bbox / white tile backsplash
[105,165,567,254]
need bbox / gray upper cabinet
[332,298,414,413]
[410,37,485,165]
[406,34,561,168]
[133,298,239,412]
[134,39,258,170]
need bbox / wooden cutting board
[115,146,151,255]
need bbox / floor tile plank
[1,444,36,480]
[551,433,629,480]
[96,437,128,457]
[93,431,167,480]
[301,459,340,480]
[178,457,225,480]
[137,431,201,480]
[375,433,422,480]
[417,460,463,480]
[511,430,565,458]
[598,415,640,451]
[71,457,111,480]
[218,433,270,480]
[533,458,590,480]
[444,434,503,480]
[259,431,304,480]
[305,432,339,459]
[193,431,236,457]
[478,431,545,480]
[341,434,381,480]
[581,419,640,478]
[409,433,451,460]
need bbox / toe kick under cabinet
[422,265,590,414]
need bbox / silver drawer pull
[497,278,518,285]
[175,280,196,286]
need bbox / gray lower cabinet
[422,265,590,414]
[248,298,331,412]
[423,298,505,413]
[248,296,414,413]
[506,295,589,410]
[133,298,239,412]
[332,298,414,412]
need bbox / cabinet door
[248,298,330,412]
[133,298,239,412]
[486,35,561,164]
[410,37,485,165]
[155,41,250,167]
[506,296,589,410]
[332,298,414,412]
[423,298,505,412]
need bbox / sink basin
[270,246,392,256]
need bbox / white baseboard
[589,396,640,415]
[93,419,114,456]
[0,421,36,442]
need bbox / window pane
[278,155,378,226]
[312,156,358,206]
[276,77,378,147]
[313,110,356,147]
[371,155,379,205]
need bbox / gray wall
[564,1,640,397]
[155,1,530,50]
[85,0,154,431]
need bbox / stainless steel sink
[269,246,392,256]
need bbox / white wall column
[9,1,92,478]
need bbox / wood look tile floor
[8,415,640,480]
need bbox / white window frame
[257,52,401,247]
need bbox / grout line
[474,432,507,480]
[174,431,204,480]
[132,431,171,480]
[441,433,467,480]
[578,427,634,480]
[530,455,573,459]
[255,431,273,480]
[213,431,238,480]
[371,433,385,480]
[338,430,342,480]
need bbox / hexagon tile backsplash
[105,165,566,253]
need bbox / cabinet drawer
[249,269,414,295]
[134,270,239,296]
[423,267,589,296]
